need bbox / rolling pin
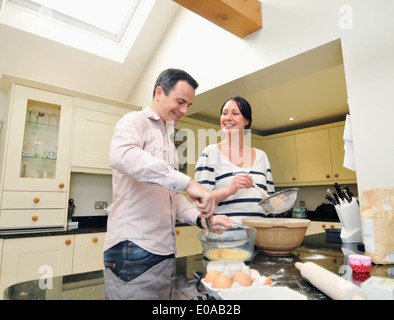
[295,262,366,300]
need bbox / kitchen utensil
[327,188,340,205]
[325,194,337,205]
[334,182,344,202]
[341,189,352,203]
[205,218,223,245]
[253,183,285,213]
[295,262,366,300]
[242,218,310,255]
[197,224,257,261]
[343,184,353,198]
[257,187,298,214]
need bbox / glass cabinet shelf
[20,100,61,179]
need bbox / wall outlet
[95,201,108,209]
[299,200,305,207]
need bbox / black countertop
[4,233,392,301]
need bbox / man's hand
[186,179,215,218]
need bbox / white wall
[128,0,394,194]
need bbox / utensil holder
[335,198,362,243]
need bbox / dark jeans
[103,240,175,281]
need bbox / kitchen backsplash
[69,172,112,217]
[276,184,358,211]
[68,171,357,217]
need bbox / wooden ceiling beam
[173,0,262,38]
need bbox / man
[104,69,232,281]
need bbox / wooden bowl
[242,218,310,256]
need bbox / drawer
[0,209,66,229]
[1,191,67,209]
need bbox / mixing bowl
[242,218,310,256]
[197,224,257,261]
[259,188,298,214]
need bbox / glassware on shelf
[20,100,61,179]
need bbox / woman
[194,96,275,224]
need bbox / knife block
[335,198,362,243]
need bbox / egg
[204,270,221,283]
[232,271,252,287]
[213,274,233,289]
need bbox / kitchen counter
[4,233,392,300]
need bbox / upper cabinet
[261,122,357,187]
[0,75,140,231]
[71,98,131,174]
[0,85,73,230]
[2,85,73,192]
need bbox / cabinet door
[3,85,73,192]
[262,135,298,184]
[296,129,333,182]
[72,233,105,274]
[0,235,74,297]
[329,126,357,181]
[175,226,203,257]
[71,106,123,172]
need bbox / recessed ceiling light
[289,117,295,121]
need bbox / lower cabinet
[305,221,342,235]
[72,233,105,274]
[0,232,105,299]
[175,226,203,258]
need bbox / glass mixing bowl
[197,224,257,261]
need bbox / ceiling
[0,0,349,136]
[189,39,349,135]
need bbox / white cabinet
[175,226,203,257]
[262,135,298,185]
[0,235,74,299]
[73,232,105,274]
[0,231,106,299]
[305,221,342,235]
[296,129,333,182]
[0,85,73,230]
[71,98,132,174]
[261,122,357,186]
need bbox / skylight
[0,0,156,62]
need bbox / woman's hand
[227,174,253,196]
[201,215,234,232]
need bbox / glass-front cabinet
[3,85,73,192]
[0,85,73,230]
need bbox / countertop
[4,233,392,300]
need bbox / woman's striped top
[194,144,275,224]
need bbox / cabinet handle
[32,215,38,221]
[65,239,72,245]
[330,225,335,229]
[322,224,326,229]
[334,174,339,178]
[92,237,98,243]
[59,183,65,189]
[33,197,40,203]
[292,177,296,181]
[326,174,330,179]
[176,230,180,235]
